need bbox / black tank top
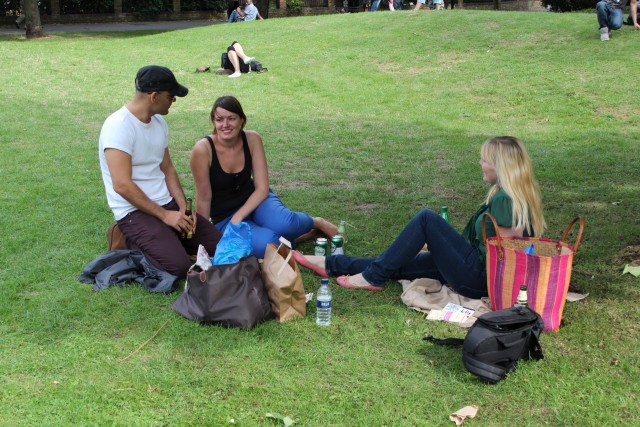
[206,131,255,223]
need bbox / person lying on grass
[294,136,546,299]
[190,95,338,259]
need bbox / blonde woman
[294,136,546,299]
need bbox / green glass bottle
[440,206,450,224]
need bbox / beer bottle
[337,220,346,237]
[515,285,528,307]
[185,198,193,239]
[440,206,451,224]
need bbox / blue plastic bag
[212,222,252,266]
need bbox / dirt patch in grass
[272,178,312,190]
[351,202,379,216]
[615,244,640,266]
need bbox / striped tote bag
[482,214,584,332]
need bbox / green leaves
[266,412,295,426]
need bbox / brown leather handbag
[171,256,273,329]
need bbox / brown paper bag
[262,237,306,322]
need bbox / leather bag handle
[481,213,504,260]
[483,213,585,258]
[560,217,584,254]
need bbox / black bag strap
[423,335,464,347]
[529,331,544,360]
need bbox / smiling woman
[189,95,339,258]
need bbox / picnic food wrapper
[449,405,478,425]
[196,245,212,271]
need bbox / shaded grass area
[1,10,639,426]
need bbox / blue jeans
[228,10,244,23]
[325,209,487,298]
[596,1,624,30]
[370,0,381,11]
[215,191,313,258]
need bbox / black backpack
[424,306,544,384]
[249,59,267,73]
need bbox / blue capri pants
[215,191,314,258]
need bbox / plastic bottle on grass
[316,278,332,326]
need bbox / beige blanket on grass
[399,278,492,328]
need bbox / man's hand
[163,209,194,235]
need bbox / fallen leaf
[147,386,160,392]
[266,412,295,427]
[622,264,640,277]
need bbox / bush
[287,0,304,12]
[181,0,226,11]
[60,0,114,14]
[541,0,594,12]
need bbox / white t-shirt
[98,106,172,220]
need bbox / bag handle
[275,236,293,276]
[481,213,504,260]
[559,217,584,254]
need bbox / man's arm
[159,147,196,232]
[160,148,187,212]
[632,0,639,30]
[105,148,190,233]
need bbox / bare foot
[304,255,326,270]
[292,251,328,277]
[313,217,338,238]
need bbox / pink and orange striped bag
[482,214,584,332]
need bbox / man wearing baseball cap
[98,65,221,278]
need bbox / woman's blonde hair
[481,136,546,237]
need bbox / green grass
[1,10,639,426]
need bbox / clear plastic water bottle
[316,278,332,326]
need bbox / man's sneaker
[243,56,254,65]
[600,27,610,41]
[228,72,241,78]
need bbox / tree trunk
[23,0,45,38]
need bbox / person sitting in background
[294,136,546,299]
[596,0,638,41]
[227,0,240,21]
[228,0,264,23]
[414,0,443,10]
[216,41,254,79]
[190,96,338,259]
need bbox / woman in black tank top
[189,96,338,258]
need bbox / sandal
[336,275,384,291]
[292,250,328,278]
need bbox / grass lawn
[0,9,639,426]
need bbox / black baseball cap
[135,65,188,97]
